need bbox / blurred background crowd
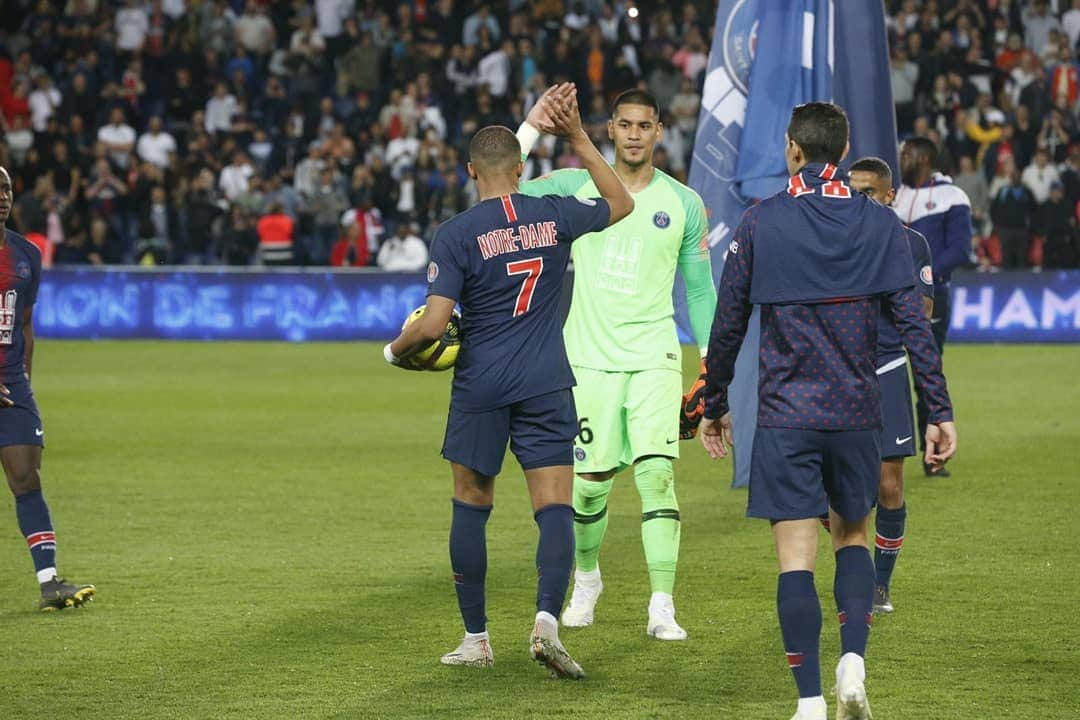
[0,0,713,268]
[1,0,1079,271]
[887,0,1080,269]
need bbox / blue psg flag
[686,0,898,487]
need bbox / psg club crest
[653,211,671,229]
[574,447,586,462]
[920,266,934,285]
[15,262,30,279]
[723,0,759,95]
[427,261,439,283]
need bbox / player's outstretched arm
[539,84,633,225]
[385,295,456,370]
[885,285,957,470]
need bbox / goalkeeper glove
[679,358,707,440]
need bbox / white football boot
[561,567,603,627]
[647,592,688,641]
[789,695,827,720]
[440,632,494,668]
[529,612,585,679]
[834,653,873,719]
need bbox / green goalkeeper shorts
[571,366,682,473]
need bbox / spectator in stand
[205,82,238,135]
[1024,0,1062,56]
[307,167,350,265]
[315,0,350,60]
[136,116,177,169]
[141,185,180,263]
[219,151,254,203]
[234,1,276,60]
[96,107,137,170]
[27,73,61,133]
[1065,0,1080,49]
[1037,181,1079,268]
[338,29,382,97]
[330,215,370,267]
[463,5,500,47]
[991,168,1036,270]
[672,26,709,81]
[115,0,150,61]
[1022,147,1062,205]
[256,201,294,265]
[956,154,991,238]
[184,169,224,263]
[376,222,427,272]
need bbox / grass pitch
[0,341,1077,719]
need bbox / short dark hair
[904,136,938,169]
[468,125,520,174]
[787,102,849,164]
[850,156,892,185]
[611,88,661,119]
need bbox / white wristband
[383,343,398,364]
[516,122,541,158]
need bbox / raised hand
[538,83,583,138]
[525,84,566,131]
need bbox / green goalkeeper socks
[572,475,613,572]
[635,457,681,595]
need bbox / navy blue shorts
[877,356,916,459]
[442,389,577,477]
[0,380,44,448]
[748,427,880,522]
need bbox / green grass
[0,341,1077,719]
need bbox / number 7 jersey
[427,193,611,412]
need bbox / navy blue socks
[449,499,491,634]
[874,504,907,589]
[777,570,823,698]
[534,503,574,620]
[16,490,56,583]
[834,545,875,656]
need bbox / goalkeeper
[518,89,716,640]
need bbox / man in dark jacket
[990,169,1035,269]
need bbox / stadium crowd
[2,0,1079,271]
[887,0,1080,269]
[0,0,712,267]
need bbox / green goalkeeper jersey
[520,167,715,373]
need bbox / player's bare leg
[563,468,615,628]
[3,445,95,611]
[873,460,905,613]
[773,519,827,719]
[829,510,874,720]
[442,463,495,668]
[524,465,585,679]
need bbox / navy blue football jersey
[705,162,953,430]
[428,193,610,412]
[877,227,933,360]
[0,230,41,384]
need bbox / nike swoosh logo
[666,438,678,445]
[896,435,912,445]
[34,429,44,437]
